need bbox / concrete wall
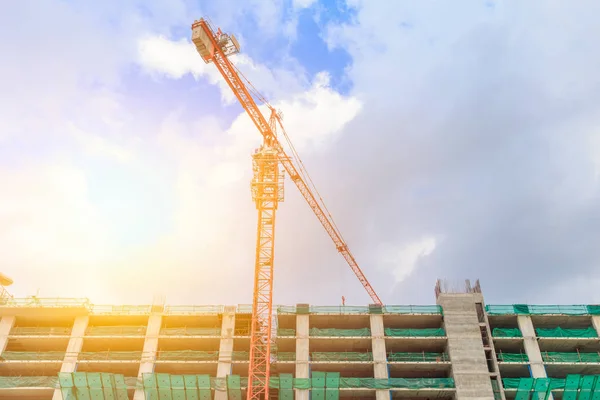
[438,293,495,400]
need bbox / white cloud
[378,237,438,283]
[293,0,318,10]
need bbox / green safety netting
[486,304,599,315]
[542,352,600,363]
[232,351,249,361]
[492,328,522,337]
[277,328,296,336]
[85,325,146,336]
[78,351,142,361]
[388,352,449,362]
[275,305,442,315]
[339,378,454,389]
[310,306,369,314]
[156,351,219,361]
[1,351,65,360]
[383,305,443,314]
[311,352,373,362]
[10,326,72,335]
[160,327,222,336]
[536,326,598,338]
[140,374,455,392]
[384,328,446,337]
[309,328,371,337]
[0,376,58,388]
[280,374,293,400]
[497,353,528,363]
[276,352,296,361]
[503,375,600,398]
[58,372,128,400]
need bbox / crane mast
[191,18,382,400]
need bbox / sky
[1,0,600,307]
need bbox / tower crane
[191,18,382,400]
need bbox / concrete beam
[295,314,309,400]
[370,314,389,400]
[134,314,162,400]
[0,316,15,356]
[53,316,89,400]
[215,306,236,400]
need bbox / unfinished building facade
[1,281,600,399]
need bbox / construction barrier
[1,351,65,360]
[156,351,220,361]
[384,328,446,337]
[0,376,58,388]
[309,328,371,337]
[496,353,528,363]
[9,326,72,336]
[58,372,128,400]
[86,326,147,336]
[311,352,372,362]
[275,305,442,315]
[140,374,455,393]
[78,351,143,361]
[542,352,600,363]
[503,375,600,398]
[388,352,449,362]
[492,328,522,337]
[536,327,597,338]
[277,328,296,336]
[160,327,221,336]
[276,352,296,361]
[486,304,600,315]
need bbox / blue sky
[2,0,600,306]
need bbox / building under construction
[1,280,600,400]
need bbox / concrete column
[295,314,309,400]
[437,293,495,400]
[370,314,389,400]
[517,315,547,378]
[592,316,600,337]
[0,316,15,355]
[215,306,236,400]
[133,314,162,400]
[53,316,89,400]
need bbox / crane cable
[231,62,348,244]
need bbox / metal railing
[78,351,143,361]
[1,351,66,361]
[383,305,443,314]
[388,352,450,362]
[311,352,373,362]
[90,305,152,315]
[1,297,91,308]
[10,327,72,336]
[155,350,219,361]
[164,305,224,315]
[85,326,147,336]
[159,327,221,336]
